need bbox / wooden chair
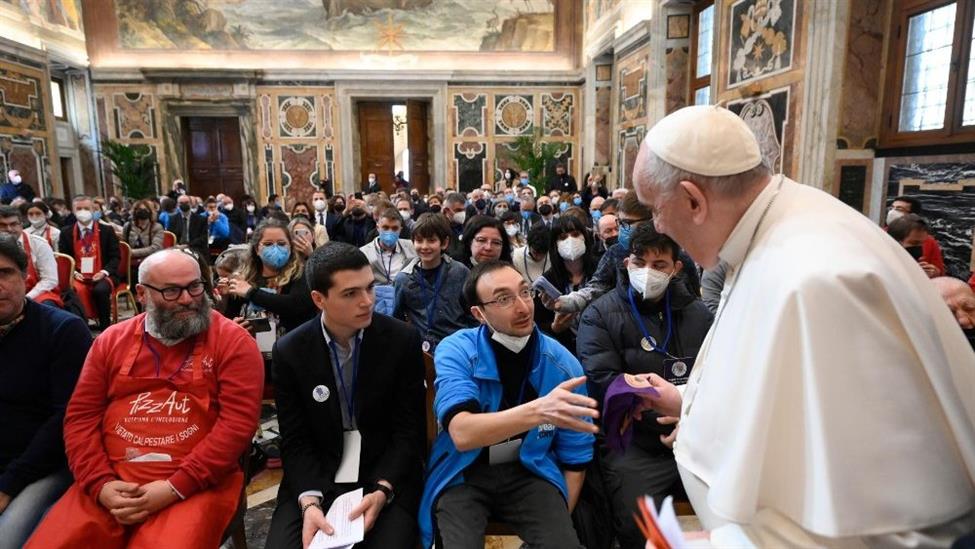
[111,242,137,324]
[53,253,75,295]
[161,230,177,249]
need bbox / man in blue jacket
[419,260,598,549]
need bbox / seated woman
[223,220,317,360]
[288,216,319,263]
[459,215,512,269]
[535,216,597,351]
[499,210,526,249]
[121,199,164,273]
[21,201,59,252]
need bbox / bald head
[138,249,201,286]
[597,213,619,242]
[932,276,975,330]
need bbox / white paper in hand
[308,488,365,549]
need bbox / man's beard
[146,296,212,344]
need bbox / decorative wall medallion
[278,96,316,138]
[494,95,533,136]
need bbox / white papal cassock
[675,175,975,547]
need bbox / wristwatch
[371,483,394,505]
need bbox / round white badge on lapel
[312,385,330,403]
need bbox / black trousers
[434,461,583,549]
[600,445,683,549]
[265,486,417,549]
[89,278,112,328]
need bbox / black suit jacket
[272,313,426,511]
[58,221,121,281]
[167,212,208,256]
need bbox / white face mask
[477,306,532,353]
[399,209,412,222]
[368,177,376,183]
[557,235,586,261]
[504,224,519,237]
[29,216,46,228]
[452,211,466,225]
[224,203,233,211]
[74,209,93,224]
[313,199,327,211]
[10,175,21,184]
[628,265,673,300]
[886,208,905,225]
[246,204,256,213]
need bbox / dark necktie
[319,213,325,225]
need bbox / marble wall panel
[666,47,689,114]
[94,85,164,195]
[0,56,55,196]
[112,92,156,139]
[541,92,573,136]
[726,86,790,174]
[727,0,797,88]
[454,141,487,193]
[594,86,612,166]
[495,94,534,136]
[617,46,648,126]
[281,143,320,208]
[886,160,975,279]
[452,93,487,138]
[617,125,645,188]
[838,0,886,149]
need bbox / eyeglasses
[473,237,503,248]
[618,217,651,231]
[141,280,207,301]
[480,288,537,308]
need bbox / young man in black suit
[266,242,426,549]
[167,194,208,258]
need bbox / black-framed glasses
[618,217,652,231]
[480,288,537,309]
[141,280,207,301]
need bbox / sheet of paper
[80,257,95,274]
[334,430,361,483]
[308,488,364,549]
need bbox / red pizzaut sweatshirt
[64,311,264,500]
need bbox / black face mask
[964,328,975,351]
[178,203,191,213]
[604,236,618,248]
[429,204,442,213]
[334,203,346,212]
[538,204,553,216]
[474,199,486,211]
[134,209,151,221]
[906,245,924,261]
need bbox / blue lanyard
[417,263,445,331]
[142,331,197,381]
[376,242,396,283]
[626,286,673,356]
[328,336,361,427]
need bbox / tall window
[50,78,66,121]
[690,2,715,105]
[882,0,975,146]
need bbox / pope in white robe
[633,105,975,548]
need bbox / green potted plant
[100,139,157,200]
[509,129,563,196]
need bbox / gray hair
[644,151,770,199]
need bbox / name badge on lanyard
[80,257,95,274]
[488,438,522,465]
[335,429,361,483]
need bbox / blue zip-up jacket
[202,211,230,240]
[418,325,595,547]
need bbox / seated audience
[886,195,945,277]
[266,242,425,548]
[419,261,598,549]
[22,201,59,251]
[224,220,317,347]
[168,195,208,258]
[393,213,475,351]
[0,235,90,548]
[324,195,346,239]
[203,198,231,251]
[512,223,551,285]
[289,217,322,263]
[121,200,164,272]
[888,213,941,278]
[535,216,596,352]
[58,195,121,329]
[25,249,263,549]
[577,225,713,549]
[333,199,376,248]
[459,215,511,268]
[594,212,619,260]
[441,193,468,260]
[500,211,526,248]
[0,206,60,307]
[360,208,417,286]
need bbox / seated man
[511,223,551,284]
[393,213,475,352]
[58,195,120,328]
[0,235,90,548]
[419,261,599,549]
[0,206,61,307]
[26,249,264,549]
[267,242,425,549]
[577,225,713,549]
[360,208,417,286]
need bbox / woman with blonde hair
[288,216,322,262]
[224,219,316,337]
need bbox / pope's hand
[632,373,682,417]
[657,416,680,448]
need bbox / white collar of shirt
[716,175,781,271]
[77,221,94,231]
[319,313,363,352]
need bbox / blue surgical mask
[617,223,632,250]
[573,197,582,206]
[260,244,290,269]
[559,202,569,212]
[591,210,602,222]
[92,210,102,221]
[379,230,400,248]
[520,177,529,185]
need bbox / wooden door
[183,117,245,201]
[407,100,430,195]
[357,102,395,194]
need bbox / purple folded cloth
[603,375,660,453]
